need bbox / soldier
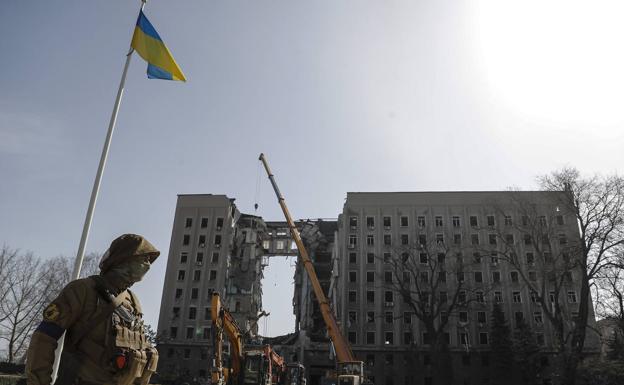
[26,234,160,385]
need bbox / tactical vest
[56,277,158,385]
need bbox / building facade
[156,191,601,385]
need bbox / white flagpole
[51,1,146,381]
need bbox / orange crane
[259,153,367,385]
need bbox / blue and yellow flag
[131,11,186,81]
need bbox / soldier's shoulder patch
[43,303,61,321]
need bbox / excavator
[259,153,368,385]
[210,292,305,385]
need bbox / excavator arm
[211,292,245,384]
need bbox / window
[530,291,539,303]
[474,271,483,283]
[494,291,503,303]
[212,252,219,263]
[486,215,495,227]
[504,234,514,244]
[204,307,211,320]
[459,291,467,304]
[348,291,357,303]
[214,234,222,246]
[488,234,497,245]
[196,252,204,264]
[510,271,519,282]
[477,311,487,324]
[173,307,180,317]
[349,271,357,283]
[367,216,375,228]
[198,235,206,247]
[366,354,375,366]
[471,234,479,245]
[526,252,535,265]
[384,271,393,283]
[528,271,537,281]
[419,253,428,264]
[521,215,529,226]
[418,234,427,246]
[366,271,375,283]
[185,218,193,228]
[490,253,499,264]
[383,216,391,228]
[403,312,412,324]
[435,216,443,227]
[460,332,469,345]
[191,288,198,299]
[439,291,448,303]
[534,311,543,324]
[504,215,512,226]
[183,348,191,359]
[479,332,489,345]
[189,307,197,320]
[556,215,564,225]
[452,216,461,227]
[435,233,444,244]
[349,216,358,229]
[209,270,217,280]
[180,253,188,263]
[367,253,375,264]
[441,312,449,324]
[476,291,485,303]
[367,291,375,303]
[348,332,357,344]
[367,332,375,344]
[524,234,532,245]
[457,272,465,283]
[348,311,357,325]
[216,217,224,229]
[559,234,567,245]
[401,234,409,245]
[567,291,578,303]
[178,270,186,281]
[186,327,194,339]
[513,291,522,303]
[514,312,524,328]
[276,240,285,250]
[401,216,409,227]
[182,234,190,246]
[438,271,446,283]
[492,271,501,283]
[549,291,556,303]
[367,311,375,323]
[385,312,393,324]
[175,288,183,299]
[193,270,201,281]
[348,235,357,247]
[536,333,545,346]
[453,233,462,245]
[472,252,482,263]
[403,332,413,345]
[349,252,357,264]
[384,234,392,245]
[366,235,374,246]
[385,291,394,303]
[203,327,211,339]
[403,271,411,284]
[420,271,429,283]
[417,216,426,227]
[385,332,394,345]
[170,327,177,339]
[470,216,478,227]
[200,217,208,228]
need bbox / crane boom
[258,153,355,363]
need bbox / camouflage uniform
[26,234,160,385]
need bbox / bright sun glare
[473,1,624,127]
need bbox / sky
[1,0,623,336]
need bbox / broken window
[348,311,357,324]
[385,332,394,345]
[401,216,409,227]
[476,291,485,303]
[534,311,543,324]
[477,311,486,324]
[453,233,462,245]
[196,253,204,264]
[452,216,461,227]
[471,234,479,245]
[504,215,512,226]
[459,311,468,323]
[418,234,427,247]
[214,234,221,246]
[383,234,392,245]
[177,270,185,281]
[492,271,501,283]
[469,216,478,227]
[383,252,391,263]
[403,332,413,345]
[488,234,497,245]
[348,235,357,248]
[383,216,391,228]
[367,235,374,246]
[435,233,444,244]
[510,271,519,282]
[417,216,426,227]
[366,216,375,228]
[487,215,495,227]
[494,291,503,303]
[349,216,358,229]
[505,234,514,244]
[367,311,375,323]
[513,291,522,303]
[567,291,577,303]
[435,216,443,227]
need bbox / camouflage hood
[99,234,160,273]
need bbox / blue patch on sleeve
[36,321,65,340]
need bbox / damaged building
[156,191,601,385]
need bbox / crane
[258,153,367,385]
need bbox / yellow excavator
[210,292,306,385]
[259,153,368,385]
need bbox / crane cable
[254,158,261,213]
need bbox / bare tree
[488,168,624,385]
[0,246,19,323]
[381,231,492,385]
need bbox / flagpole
[51,2,146,381]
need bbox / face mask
[108,257,151,288]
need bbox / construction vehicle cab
[337,361,364,385]
[284,363,306,385]
[242,348,271,385]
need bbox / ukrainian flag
[131,10,186,81]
